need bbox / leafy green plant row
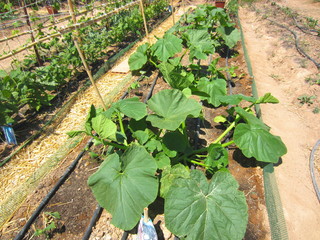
[0,0,169,126]
[69,4,287,240]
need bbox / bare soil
[239,0,320,239]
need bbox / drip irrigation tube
[144,72,159,103]
[310,139,320,202]
[82,205,103,240]
[292,16,320,37]
[14,139,94,240]
[266,18,320,69]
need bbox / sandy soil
[239,0,320,239]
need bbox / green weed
[298,95,316,105]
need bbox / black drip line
[266,18,320,69]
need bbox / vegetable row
[69,5,287,240]
[0,0,169,126]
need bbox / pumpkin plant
[68,4,287,239]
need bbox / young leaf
[197,77,227,107]
[129,43,149,71]
[150,34,183,62]
[255,93,279,104]
[165,170,248,240]
[132,130,149,145]
[204,143,229,170]
[91,114,117,140]
[219,94,256,105]
[158,62,194,90]
[147,89,202,131]
[155,152,171,169]
[88,145,158,230]
[66,130,85,138]
[160,164,190,198]
[235,107,270,131]
[234,123,287,163]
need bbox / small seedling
[305,74,320,85]
[313,107,320,114]
[270,74,281,80]
[33,211,61,239]
[298,95,316,106]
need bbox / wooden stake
[21,0,42,66]
[68,0,106,110]
[73,39,107,111]
[139,0,150,43]
[143,207,149,223]
[67,0,82,43]
[171,0,175,25]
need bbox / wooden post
[139,0,150,43]
[21,0,42,66]
[67,0,82,43]
[67,0,107,110]
[73,40,107,110]
[171,0,175,25]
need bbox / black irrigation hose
[82,205,103,240]
[292,16,320,37]
[267,18,320,69]
[144,72,159,103]
[121,231,129,240]
[14,139,94,240]
[310,139,320,202]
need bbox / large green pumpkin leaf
[151,34,183,62]
[184,29,215,60]
[165,170,248,240]
[129,43,149,71]
[147,89,202,131]
[216,26,240,49]
[197,77,226,107]
[234,123,287,163]
[88,145,158,230]
[114,97,147,120]
[104,97,147,121]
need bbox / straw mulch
[0,8,184,230]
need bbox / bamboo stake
[171,0,175,25]
[21,0,42,66]
[67,0,81,43]
[73,39,107,110]
[68,0,106,110]
[139,0,149,44]
[143,207,149,223]
[0,1,139,61]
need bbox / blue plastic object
[1,125,17,145]
[137,213,158,240]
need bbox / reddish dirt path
[239,0,320,239]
